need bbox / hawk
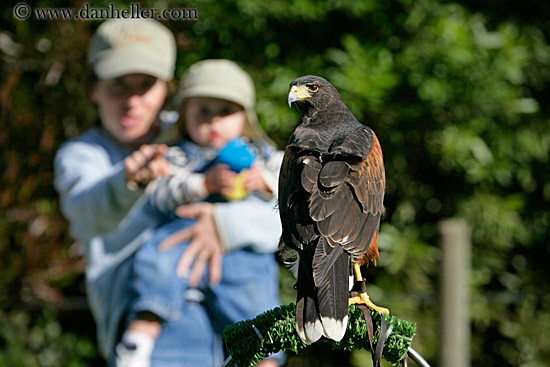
[279,75,388,344]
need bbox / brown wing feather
[358,133,385,215]
[354,132,385,263]
[321,131,385,256]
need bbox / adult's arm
[54,141,143,237]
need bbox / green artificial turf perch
[222,303,417,366]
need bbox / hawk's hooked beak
[288,85,312,107]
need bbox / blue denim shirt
[54,125,282,359]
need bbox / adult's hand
[159,203,223,287]
[124,144,170,188]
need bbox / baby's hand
[204,164,236,197]
[124,144,170,189]
[243,165,271,194]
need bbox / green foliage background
[1,0,549,366]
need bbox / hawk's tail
[296,240,350,344]
[295,247,324,344]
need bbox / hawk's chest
[289,121,372,160]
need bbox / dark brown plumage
[279,75,386,344]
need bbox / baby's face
[184,97,247,149]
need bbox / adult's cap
[88,19,176,80]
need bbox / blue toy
[215,137,256,173]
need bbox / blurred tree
[1,0,549,366]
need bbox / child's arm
[148,146,210,214]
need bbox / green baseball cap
[88,19,176,80]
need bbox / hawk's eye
[306,84,318,92]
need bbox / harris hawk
[279,75,388,345]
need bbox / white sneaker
[115,331,154,367]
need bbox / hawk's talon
[350,262,389,315]
[349,292,390,315]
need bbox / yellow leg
[348,262,389,315]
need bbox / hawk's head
[288,75,342,113]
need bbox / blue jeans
[129,218,282,367]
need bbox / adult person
[55,19,219,366]
[54,18,178,364]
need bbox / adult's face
[91,73,168,147]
